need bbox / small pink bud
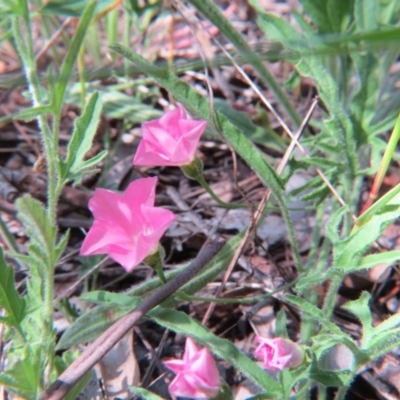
[254,337,304,371]
[80,177,176,272]
[164,337,221,399]
[133,105,207,166]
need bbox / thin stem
[322,275,342,320]
[14,2,59,374]
[196,174,247,209]
[334,387,348,400]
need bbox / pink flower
[164,337,221,399]
[254,337,304,371]
[133,105,207,166]
[80,177,176,272]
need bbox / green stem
[177,277,298,303]
[196,174,247,209]
[322,275,342,319]
[335,387,348,400]
[123,8,132,80]
[14,2,59,374]
[181,158,246,209]
[78,44,87,109]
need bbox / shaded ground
[1,1,400,399]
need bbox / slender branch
[40,240,223,400]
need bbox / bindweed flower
[164,337,221,399]
[254,337,304,371]
[80,177,176,272]
[133,105,207,166]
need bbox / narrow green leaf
[298,0,333,33]
[187,0,301,127]
[341,292,373,348]
[331,251,400,275]
[334,202,400,269]
[299,0,353,33]
[149,307,282,396]
[130,387,164,400]
[367,330,400,361]
[15,195,56,265]
[53,0,96,115]
[285,295,353,341]
[57,301,139,350]
[354,182,400,228]
[257,12,358,177]
[0,247,25,330]
[308,369,353,387]
[354,0,378,31]
[54,231,70,261]
[80,290,140,306]
[370,313,400,340]
[109,44,302,271]
[0,105,50,125]
[40,0,116,17]
[60,91,104,184]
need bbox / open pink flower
[133,105,207,166]
[254,337,304,371]
[80,177,176,272]
[164,337,221,399]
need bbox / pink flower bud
[133,105,207,166]
[164,337,221,399]
[254,337,304,371]
[80,177,176,272]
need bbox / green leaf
[80,290,140,306]
[334,202,400,270]
[354,0,378,31]
[308,368,353,387]
[299,0,353,33]
[57,300,140,350]
[149,307,282,396]
[311,334,355,364]
[109,44,302,271]
[285,295,357,352]
[54,231,70,261]
[354,182,400,228]
[367,328,400,360]
[60,91,106,184]
[341,292,373,349]
[130,387,164,400]
[343,292,400,355]
[53,0,96,115]
[330,250,400,275]
[0,344,43,397]
[15,195,56,265]
[187,0,301,127]
[213,99,286,151]
[0,247,25,330]
[257,12,358,177]
[369,312,400,340]
[40,0,116,17]
[0,105,50,125]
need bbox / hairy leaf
[0,248,25,330]
[60,91,107,184]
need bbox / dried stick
[40,240,223,400]
[201,98,318,324]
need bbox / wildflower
[133,105,207,166]
[164,337,221,399]
[80,177,176,272]
[254,337,304,371]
